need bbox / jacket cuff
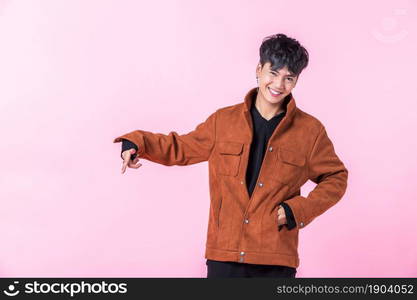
[283,196,308,229]
[114,133,145,159]
[121,139,139,160]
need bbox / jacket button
[268,146,273,152]
[258,182,263,187]
[244,219,249,224]
[300,222,304,227]
[240,180,244,184]
[240,251,245,255]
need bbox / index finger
[121,151,131,174]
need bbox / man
[113,33,348,278]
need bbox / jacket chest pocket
[275,147,306,185]
[215,141,244,177]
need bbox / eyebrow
[270,70,296,77]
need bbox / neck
[254,92,286,121]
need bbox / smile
[268,87,283,97]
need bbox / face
[255,62,298,105]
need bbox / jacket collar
[242,87,297,123]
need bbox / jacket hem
[205,246,299,268]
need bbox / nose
[273,77,285,89]
[272,80,284,90]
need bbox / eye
[286,77,294,82]
[270,72,276,76]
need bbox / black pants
[206,259,297,278]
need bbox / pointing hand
[121,148,142,174]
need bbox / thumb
[130,148,136,154]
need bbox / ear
[292,75,299,88]
[255,62,262,78]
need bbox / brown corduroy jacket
[113,87,348,268]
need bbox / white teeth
[269,88,281,95]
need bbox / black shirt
[245,98,296,231]
[246,101,285,197]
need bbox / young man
[113,33,348,278]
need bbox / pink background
[0,0,416,277]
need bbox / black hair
[259,33,309,76]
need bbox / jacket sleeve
[113,111,217,166]
[284,125,348,229]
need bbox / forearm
[285,168,348,229]
[113,111,217,166]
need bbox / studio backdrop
[0,0,416,277]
